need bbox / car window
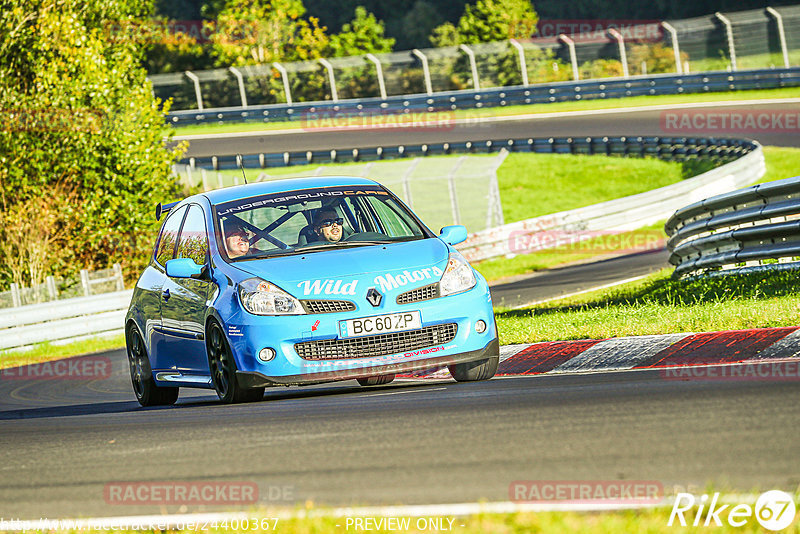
[155,205,187,266]
[176,204,209,266]
[213,185,432,260]
[364,196,420,238]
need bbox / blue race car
[125,176,498,405]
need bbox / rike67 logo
[669,491,796,531]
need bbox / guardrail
[166,67,800,127]
[665,175,800,278]
[0,290,132,351]
[182,135,766,263]
[459,139,765,262]
[181,134,755,171]
[0,264,124,310]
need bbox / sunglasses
[227,230,249,240]
[317,217,343,228]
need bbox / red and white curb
[401,326,800,379]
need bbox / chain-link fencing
[152,6,800,113]
[173,152,507,234]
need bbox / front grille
[295,323,458,360]
[396,283,440,304]
[301,299,357,314]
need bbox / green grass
[496,152,685,222]
[6,146,799,366]
[21,504,797,533]
[474,221,667,282]
[495,268,800,344]
[0,334,125,370]
[758,146,800,184]
[168,86,800,136]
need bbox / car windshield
[214,185,430,261]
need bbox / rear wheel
[126,324,179,407]
[357,374,395,386]
[207,321,265,404]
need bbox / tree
[430,0,539,47]
[328,6,394,57]
[208,0,329,66]
[0,0,185,290]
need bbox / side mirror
[166,258,205,279]
[439,225,468,246]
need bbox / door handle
[162,288,170,301]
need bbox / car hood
[231,238,450,298]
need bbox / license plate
[339,311,422,338]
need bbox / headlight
[438,251,477,296]
[238,278,305,315]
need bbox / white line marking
[358,386,447,397]
[172,97,800,140]
[511,274,651,309]
[2,494,774,530]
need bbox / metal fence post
[318,58,338,102]
[46,276,57,300]
[228,66,248,108]
[509,39,529,86]
[458,44,481,90]
[113,263,124,291]
[766,7,791,68]
[715,12,737,71]
[411,49,433,95]
[366,54,387,100]
[401,159,420,208]
[607,28,630,77]
[184,71,204,110]
[661,22,684,74]
[447,157,466,225]
[558,34,580,80]
[80,269,91,297]
[10,283,21,308]
[272,62,293,105]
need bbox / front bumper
[225,276,496,383]
[236,336,499,387]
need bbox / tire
[357,374,395,386]
[206,321,265,404]
[126,324,179,407]
[448,353,499,382]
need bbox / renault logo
[366,287,382,307]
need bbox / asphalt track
[2,355,799,519]
[2,101,798,521]
[179,100,800,157]
[490,247,669,308]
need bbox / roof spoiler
[155,201,181,221]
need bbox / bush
[0,0,186,289]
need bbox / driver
[224,220,251,258]
[313,209,343,243]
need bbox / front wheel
[357,374,395,386]
[448,353,499,382]
[206,321,265,404]
[126,324,179,407]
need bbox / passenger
[313,209,344,243]
[224,220,251,258]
